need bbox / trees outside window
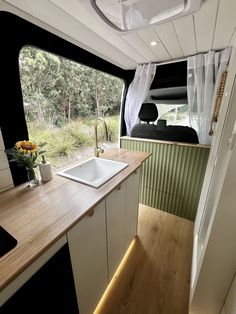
[19,46,124,169]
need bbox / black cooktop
[0,226,17,258]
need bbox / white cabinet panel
[126,170,140,249]
[0,168,13,192]
[0,151,9,171]
[67,168,141,313]
[106,182,127,280]
[67,200,108,314]
[0,131,5,150]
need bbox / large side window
[19,46,124,171]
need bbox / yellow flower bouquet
[5,140,46,187]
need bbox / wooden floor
[95,204,194,314]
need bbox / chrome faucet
[94,117,108,157]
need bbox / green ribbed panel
[121,138,210,221]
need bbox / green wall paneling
[121,138,210,221]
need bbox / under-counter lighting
[94,237,138,313]
[150,41,158,46]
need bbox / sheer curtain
[124,63,156,136]
[187,47,231,145]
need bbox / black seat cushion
[131,124,199,144]
[131,124,158,139]
[161,126,199,144]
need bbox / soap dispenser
[39,155,53,182]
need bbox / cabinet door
[126,169,140,249]
[67,201,108,314]
[106,182,126,281]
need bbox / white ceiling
[2,0,236,70]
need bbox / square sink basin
[57,157,128,188]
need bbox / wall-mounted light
[150,41,158,46]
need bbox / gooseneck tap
[94,117,108,157]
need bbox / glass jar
[26,167,39,188]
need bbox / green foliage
[19,46,124,126]
[27,116,119,168]
[19,46,122,168]
[105,116,120,142]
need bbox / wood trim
[121,136,210,149]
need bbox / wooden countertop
[121,136,210,149]
[0,149,150,291]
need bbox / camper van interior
[0,0,236,313]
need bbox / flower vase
[26,167,39,188]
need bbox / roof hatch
[90,0,203,32]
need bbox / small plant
[5,140,46,169]
[5,140,46,187]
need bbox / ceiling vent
[90,0,203,32]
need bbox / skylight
[90,0,199,32]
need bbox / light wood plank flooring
[95,204,194,314]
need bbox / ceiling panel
[194,0,219,52]
[173,15,196,56]
[121,32,157,63]
[213,0,236,49]
[3,0,138,69]
[154,22,183,59]
[138,28,171,61]
[49,0,145,65]
[3,0,236,69]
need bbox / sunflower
[5,140,46,170]
[15,140,38,154]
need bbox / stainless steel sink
[57,157,128,188]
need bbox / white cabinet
[106,181,127,280]
[126,170,139,249]
[68,169,140,314]
[106,169,140,280]
[67,200,108,314]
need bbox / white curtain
[187,47,231,145]
[124,63,156,135]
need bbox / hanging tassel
[209,70,228,136]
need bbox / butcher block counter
[0,149,150,300]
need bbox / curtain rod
[153,57,188,67]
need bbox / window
[147,62,193,129]
[19,46,124,171]
[157,104,190,126]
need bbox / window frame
[0,11,134,185]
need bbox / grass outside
[28,115,120,171]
